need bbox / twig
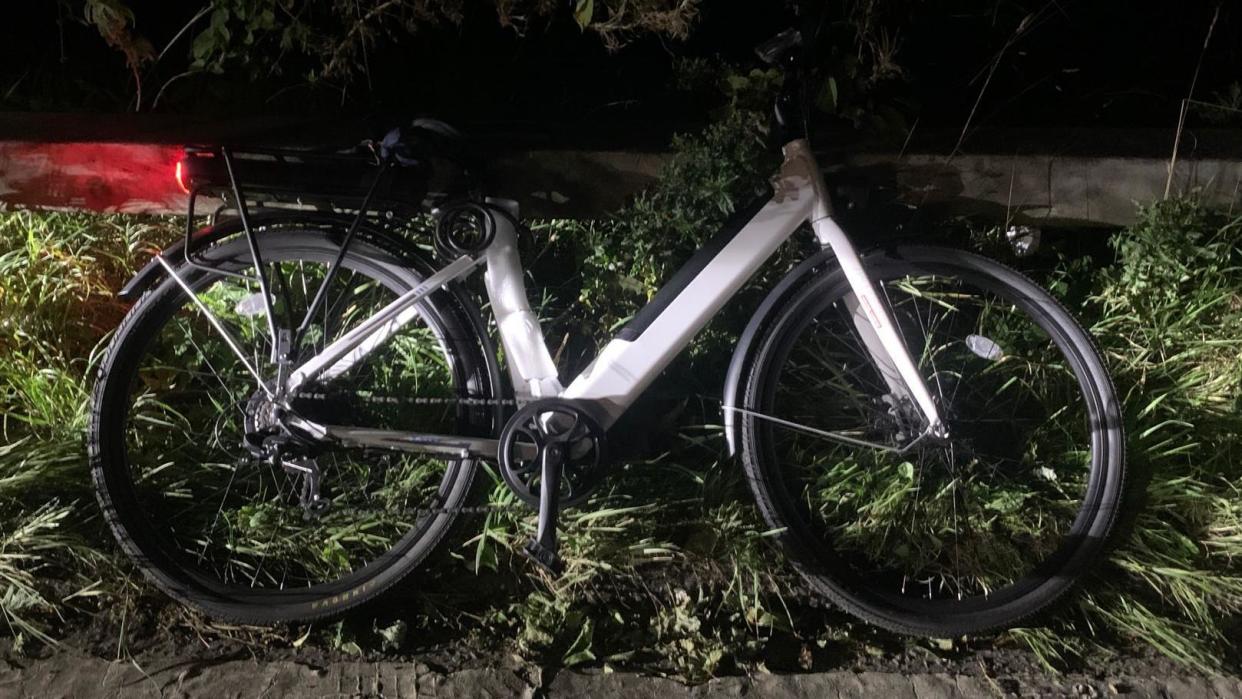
[355,0,373,94]
[156,5,213,64]
[128,657,162,697]
[1183,98,1242,117]
[1165,3,1222,200]
[322,0,404,81]
[1005,156,1017,229]
[129,63,143,112]
[898,116,919,160]
[56,0,67,63]
[115,589,128,661]
[152,70,202,110]
[950,10,1042,162]
[3,68,31,102]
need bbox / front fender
[722,248,842,455]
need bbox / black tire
[90,224,503,624]
[739,246,1125,637]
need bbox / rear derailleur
[498,399,607,575]
[280,455,330,519]
[243,390,330,520]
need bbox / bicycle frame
[172,139,946,459]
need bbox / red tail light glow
[174,160,190,194]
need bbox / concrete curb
[3,653,1240,698]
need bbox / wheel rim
[750,255,1112,615]
[102,233,488,601]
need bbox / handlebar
[756,28,810,146]
[755,28,802,67]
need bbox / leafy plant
[72,0,702,94]
[80,0,154,102]
[571,108,778,343]
[0,211,167,647]
[1058,199,1242,670]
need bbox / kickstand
[524,441,565,575]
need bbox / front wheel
[739,246,1125,636]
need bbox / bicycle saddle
[379,118,481,197]
[380,119,477,169]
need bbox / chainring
[498,399,607,508]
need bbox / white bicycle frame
[191,139,946,458]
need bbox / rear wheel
[739,246,1125,636]
[90,224,502,624]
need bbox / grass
[0,156,1241,677]
[1052,200,1242,670]
[0,210,168,649]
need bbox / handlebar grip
[755,28,802,66]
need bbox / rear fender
[117,211,419,301]
[116,211,509,411]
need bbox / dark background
[1,1,1236,145]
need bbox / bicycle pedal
[523,539,565,576]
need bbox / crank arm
[524,440,566,575]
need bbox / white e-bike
[90,29,1125,637]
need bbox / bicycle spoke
[760,264,1098,604]
[116,241,481,592]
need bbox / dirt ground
[4,648,1241,698]
[3,612,1240,699]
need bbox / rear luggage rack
[178,145,430,216]
[170,144,433,296]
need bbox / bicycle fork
[811,214,947,439]
[775,138,947,440]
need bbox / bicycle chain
[323,501,524,519]
[320,391,734,414]
[289,391,529,409]
[279,392,532,519]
